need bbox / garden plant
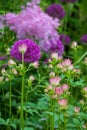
[0,0,87,130]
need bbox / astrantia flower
[10,39,41,63]
[74,107,80,113]
[40,37,64,56]
[58,99,68,109]
[59,34,70,46]
[49,76,61,86]
[55,87,64,95]
[80,34,87,44]
[61,0,77,3]
[46,4,65,19]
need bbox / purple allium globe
[80,34,87,44]
[46,4,65,19]
[60,0,77,3]
[10,39,41,63]
[59,34,70,46]
[40,38,64,56]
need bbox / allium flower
[41,38,64,56]
[59,34,70,46]
[46,4,65,19]
[10,39,41,63]
[80,34,87,44]
[60,0,77,3]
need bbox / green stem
[74,51,87,65]
[9,80,12,118]
[20,53,25,130]
[50,100,55,130]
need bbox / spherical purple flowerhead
[80,34,87,44]
[40,38,64,56]
[46,4,65,19]
[60,0,77,3]
[59,34,70,46]
[10,39,41,63]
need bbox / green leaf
[24,127,34,130]
[10,123,16,129]
[0,118,6,125]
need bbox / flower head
[59,34,70,46]
[5,2,60,41]
[62,84,69,91]
[10,39,41,63]
[58,99,68,109]
[80,34,87,44]
[49,76,61,86]
[41,37,64,56]
[60,0,77,3]
[46,4,65,19]
[55,87,64,95]
[74,106,80,113]
[18,44,27,54]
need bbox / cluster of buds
[18,44,27,54]
[51,52,62,61]
[74,106,80,115]
[32,61,39,69]
[8,59,16,66]
[27,75,35,86]
[82,86,87,98]
[57,58,73,72]
[58,99,68,110]
[44,76,69,109]
[71,41,77,49]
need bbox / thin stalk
[20,53,25,130]
[2,89,7,118]
[50,100,55,130]
[9,79,12,118]
[74,51,87,65]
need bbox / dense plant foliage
[0,0,87,130]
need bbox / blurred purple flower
[40,37,64,56]
[0,15,5,29]
[0,55,8,60]
[45,4,65,19]
[80,34,87,44]
[59,34,70,46]
[61,0,77,3]
[10,39,41,63]
[5,2,60,41]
